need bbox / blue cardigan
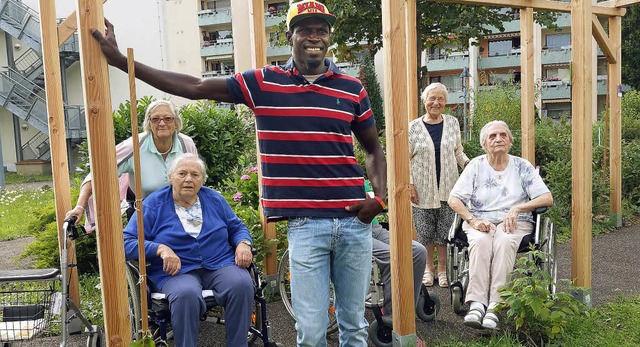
[123,186,252,290]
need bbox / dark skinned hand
[345,194,384,224]
[90,19,125,67]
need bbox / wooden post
[382,0,418,345]
[608,15,622,227]
[38,0,81,307]
[406,0,419,242]
[520,7,535,165]
[127,49,149,333]
[571,0,593,289]
[248,0,278,278]
[76,1,131,345]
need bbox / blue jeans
[288,216,372,347]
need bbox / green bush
[180,101,255,187]
[622,90,640,141]
[497,250,587,344]
[21,180,99,273]
[621,140,640,204]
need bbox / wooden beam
[571,0,593,289]
[58,0,108,46]
[76,0,131,345]
[520,7,535,165]
[598,0,640,8]
[382,0,417,344]
[248,0,277,277]
[38,0,80,306]
[592,15,616,64]
[433,0,625,16]
[609,16,622,227]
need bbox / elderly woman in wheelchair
[123,153,254,347]
[447,121,553,330]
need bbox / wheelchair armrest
[447,214,463,242]
[534,207,549,215]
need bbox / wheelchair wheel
[416,286,440,322]
[541,217,557,293]
[278,249,338,334]
[125,262,142,341]
[451,285,464,314]
[368,315,393,347]
[86,325,102,347]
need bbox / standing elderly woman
[448,120,553,330]
[65,99,198,230]
[409,82,469,288]
[123,153,254,347]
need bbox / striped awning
[486,32,520,40]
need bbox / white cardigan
[409,114,469,209]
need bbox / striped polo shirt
[227,58,376,218]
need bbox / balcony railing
[198,8,232,26]
[201,39,234,57]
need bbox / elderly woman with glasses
[448,120,553,330]
[65,99,198,230]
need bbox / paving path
[1,182,639,346]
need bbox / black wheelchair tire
[451,285,464,314]
[125,262,142,341]
[416,289,440,322]
[86,326,102,347]
[368,315,394,347]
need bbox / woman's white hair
[420,82,449,104]
[479,120,514,151]
[167,153,208,181]
[142,99,183,134]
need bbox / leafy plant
[180,101,255,187]
[358,52,385,132]
[497,249,587,344]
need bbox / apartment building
[424,13,609,120]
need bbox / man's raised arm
[91,20,233,103]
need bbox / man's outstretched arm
[91,19,233,103]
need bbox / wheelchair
[278,247,440,347]
[446,207,557,314]
[125,259,282,346]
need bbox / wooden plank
[248,0,277,277]
[570,0,593,289]
[435,0,624,16]
[598,0,640,8]
[38,0,80,306]
[609,16,622,227]
[382,0,417,342]
[520,7,535,165]
[407,0,419,242]
[76,0,131,345]
[58,0,108,46]
[127,48,149,333]
[592,15,616,64]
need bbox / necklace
[158,143,173,156]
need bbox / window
[489,72,514,85]
[429,75,462,92]
[488,40,512,56]
[546,33,571,50]
[544,66,570,82]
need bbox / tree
[324,0,557,90]
[622,5,640,90]
[358,52,385,132]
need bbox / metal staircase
[0,0,85,161]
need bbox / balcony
[541,47,572,65]
[201,70,235,78]
[426,52,469,72]
[198,8,232,27]
[335,63,360,78]
[478,49,521,69]
[265,13,285,27]
[201,39,234,57]
[266,45,290,58]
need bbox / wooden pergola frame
[38,0,637,345]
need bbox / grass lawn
[3,172,53,184]
[0,185,54,241]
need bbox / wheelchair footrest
[150,290,218,318]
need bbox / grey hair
[479,120,513,151]
[167,153,208,182]
[420,82,449,104]
[142,100,183,133]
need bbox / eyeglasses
[150,116,175,124]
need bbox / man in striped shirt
[92,1,387,345]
